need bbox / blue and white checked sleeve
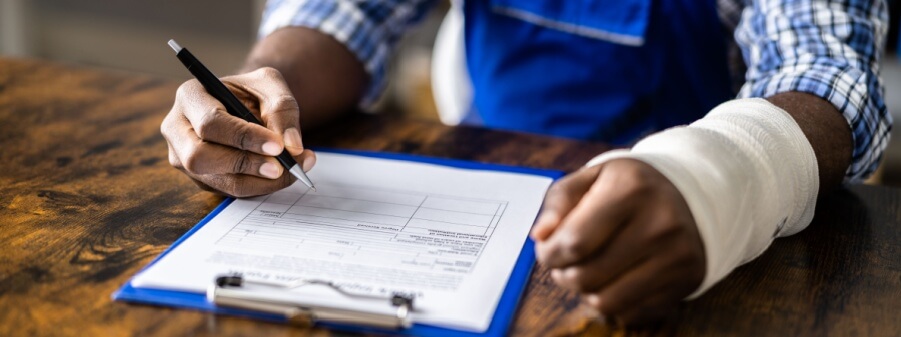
[735,0,892,181]
[258,0,438,107]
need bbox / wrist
[587,98,819,298]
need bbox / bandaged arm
[586,98,820,297]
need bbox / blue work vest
[462,0,735,145]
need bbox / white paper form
[131,152,553,332]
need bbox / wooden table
[1,58,899,337]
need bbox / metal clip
[207,274,414,329]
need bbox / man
[160,0,890,325]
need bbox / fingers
[550,211,658,292]
[537,159,652,268]
[176,79,285,156]
[531,165,601,241]
[550,184,698,293]
[183,143,284,179]
[298,149,317,172]
[173,136,285,180]
[164,108,285,179]
[583,292,679,327]
[167,138,296,198]
[534,158,705,326]
[224,68,305,156]
[162,68,317,197]
[583,250,694,321]
[578,209,702,326]
[201,173,297,198]
[283,127,305,156]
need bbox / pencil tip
[287,164,315,192]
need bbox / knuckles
[168,150,182,169]
[611,161,658,199]
[222,179,247,198]
[232,123,253,151]
[545,182,568,200]
[231,151,252,175]
[166,72,297,198]
[174,79,202,101]
[253,66,284,81]
[160,107,183,139]
[604,159,673,195]
[194,107,222,140]
[268,94,300,113]
[225,173,293,199]
[596,294,626,316]
[160,114,175,139]
[555,267,595,293]
[556,233,594,264]
[179,142,204,174]
[643,215,685,247]
[540,159,703,325]
[669,239,706,286]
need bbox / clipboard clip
[207,274,414,329]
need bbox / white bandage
[586,98,819,298]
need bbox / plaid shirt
[259,0,891,181]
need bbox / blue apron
[462,0,734,145]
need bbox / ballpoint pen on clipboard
[207,274,415,329]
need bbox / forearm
[767,92,852,191]
[737,0,889,181]
[242,27,368,128]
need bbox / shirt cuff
[736,62,891,182]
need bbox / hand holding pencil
[161,40,317,197]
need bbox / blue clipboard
[113,148,564,336]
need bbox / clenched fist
[532,158,706,325]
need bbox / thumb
[531,164,602,241]
[282,127,305,156]
[259,94,302,156]
[226,67,304,156]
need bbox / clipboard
[113,148,564,336]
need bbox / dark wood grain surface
[1,58,898,337]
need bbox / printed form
[131,152,553,332]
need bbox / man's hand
[161,67,316,197]
[531,159,706,325]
